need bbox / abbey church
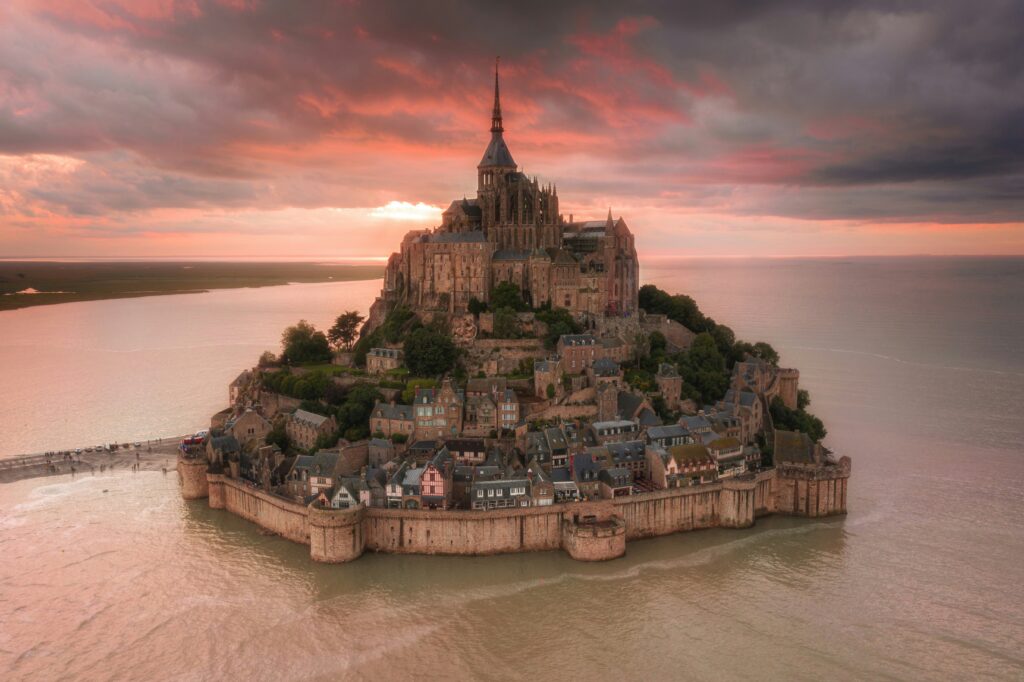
[375,62,639,321]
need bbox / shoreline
[0,261,384,312]
[0,438,185,485]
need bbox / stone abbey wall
[183,458,848,563]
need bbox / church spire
[491,57,503,133]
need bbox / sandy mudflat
[0,437,186,484]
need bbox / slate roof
[309,450,340,476]
[647,424,689,441]
[599,467,632,487]
[479,132,516,168]
[592,419,636,432]
[680,415,713,432]
[372,402,414,421]
[774,429,818,464]
[592,358,621,377]
[606,440,647,463]
[637,407,663,427]
[292,409,331,428]
[559,334,597,346]
[617,392,645,419]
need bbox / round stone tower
[308,504,366,563]
[177,455,209,500]
[719,477,757,528]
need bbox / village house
[557,334,604,374]
[470,473,531,510]
[571,452,603,498]
[598,467,633,498]
[446,438,488,465]
[527,459,554,506]
[413,378,464,440]
[605,440,649,480]
[550,466,580,502]
[366,347,403,375]
[524,431,552,466]
[302,449,341,497]
[225,408,272,452]
[407,439,442,465]
[588,358,623,388]
[588,419,639,445]
[421,448,454,510]
[465,376,508,400]
[385,462,409,508]
[497,388,520,432]
[464,393,497,435]
[228,369,253,405]
[717,389,765,444]
[646,423,691,448]
[666,444,719,486]
[543,426,570,467]
[706,437,746,477]
[401,467,425,508]
[287,409,337,452]
[206,434,240,470]
[679,413,715,440]
[330,480,360,509]
[368,437,396,467]
[369,401,414,439]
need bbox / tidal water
[1,257,1022,680]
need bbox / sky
[1,0,1022,259]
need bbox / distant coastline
[0,261,384,312]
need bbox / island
[178,63,850,562]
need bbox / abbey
[375,62,639,321]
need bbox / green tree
[546,383,556,399]
[678,333,729,403]
[280,320,332,364]
[328,310,364,350]
[535,306,582,349]
[491,281,529,312]
[752,341,780,365]
[265,422,289,451]
[467,297,487,315]
[770,396,827,443]
[797,389,811,410]
[492,306,521,338]
[403,328,457,377]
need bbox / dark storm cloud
[2,0,1022,227]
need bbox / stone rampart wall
[218,475,310,544]
[192,465,848,562]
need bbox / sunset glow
[1,0,1021,258]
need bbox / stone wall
[177,457,209,500]
[188,464,848,563]
[775,457,850,517]
[309,505,365,563]
[462,338,548,375]
[215,475,310,544]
